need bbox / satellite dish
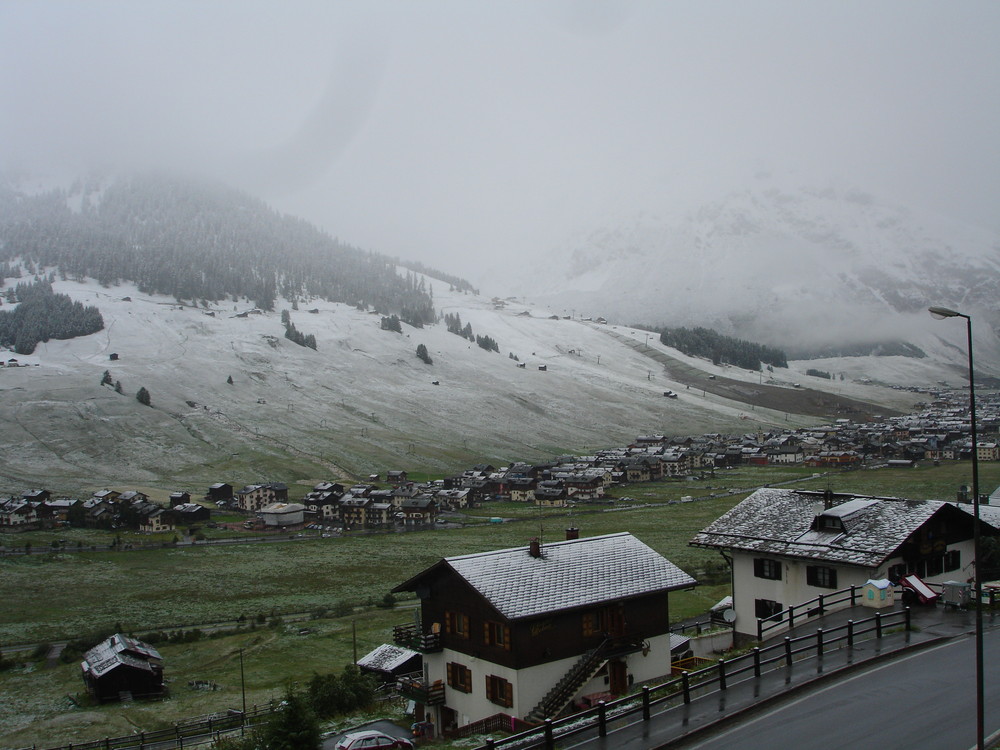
[722,608,737,623]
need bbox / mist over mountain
[0,172,942,493]
[510,178,1000,375]
[0,173,435,326]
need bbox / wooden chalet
[392,531,697,732]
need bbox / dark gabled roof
[81,634,162,679]
[394,532,696,621]
[690,487,992,568]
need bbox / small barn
[356,643,421,685]
[81,634,164,702]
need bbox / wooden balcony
[397,675,445,705]
[392,623,441,652]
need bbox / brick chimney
[565,527,579,540]
[529,538,542,558]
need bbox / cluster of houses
[4,390,999,535]
[0,488,207,534]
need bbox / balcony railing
[393,623,442,652]
[396,674,445,705]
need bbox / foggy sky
[2,0,999,284]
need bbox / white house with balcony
[691,488,995,644]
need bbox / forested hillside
[0,174,436,325]
[657,326,788,370]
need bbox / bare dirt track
[603,329,904,421]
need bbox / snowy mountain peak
[514,182,1000,370]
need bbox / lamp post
[929,305,984,750]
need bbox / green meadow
[1,461,997,747]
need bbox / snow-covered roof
[81,634,161,678]
[356,643,419,674]
[402,532,696,621]
[691,487,990,568]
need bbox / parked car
[335,730,414,750]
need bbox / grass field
[2,461,998,748]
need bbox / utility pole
[239,647,247,733]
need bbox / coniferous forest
[0,174,437,327]
[0,278,104,354]
[657,325,788,370]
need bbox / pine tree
[114,381,123,394]
[261,688,321,750]
[136,387,151,406]
[101,370,112,386]
[416,343,432,364]
[227,375,234,385]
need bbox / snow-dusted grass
[0,276,926,494]
[0,610,402,747]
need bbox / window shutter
[504,681,513,707]
[447,662,454,686]
[484,622,490,644]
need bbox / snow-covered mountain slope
[508,180,1000,374]
[0,276,930,495]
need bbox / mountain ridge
[509,179,1000,372]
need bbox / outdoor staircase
[527,638,614,723]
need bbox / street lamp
[929,305,984,750]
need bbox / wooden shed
[81,634,164,702]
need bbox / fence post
[544,718,554,749]
[757,617,763,642]
[788,604,795,630]
[847,620,854,648]
[875,611,883,639]
[485,739,495,749]
[642,685,651,721]
[598,701,607,737]
[784,637,793,667]
[850,584,857,605]
[753,647,761,678]
[818,593,825,615]
[905,606,911,632]
[816,628,824,658]
[682,671,691,704]
[718,659,727,691]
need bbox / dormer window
[814,514,845,532]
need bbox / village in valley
[3,369,1000,749]
[2,388,999,540]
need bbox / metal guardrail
[757,581,999,640]
[757,583,865,640]
[472,608,912,750]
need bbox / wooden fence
[15,704,277,750]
